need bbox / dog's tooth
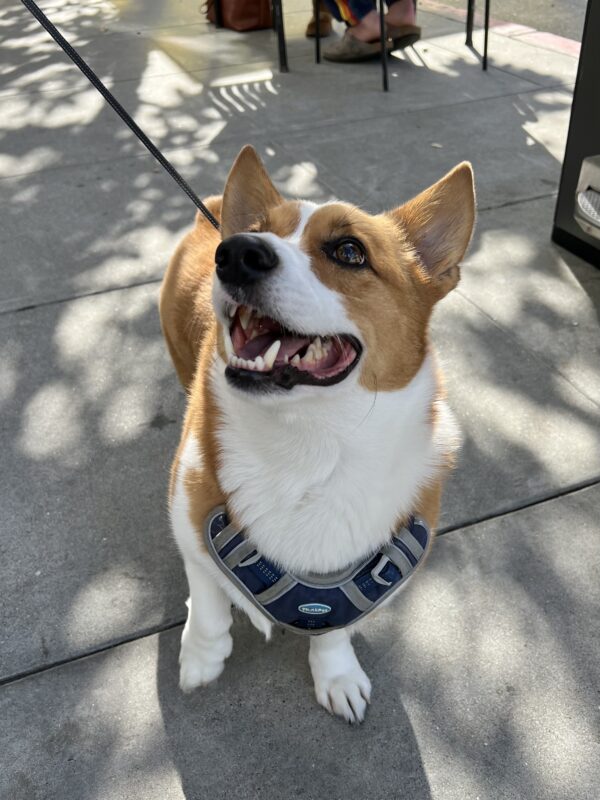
[304,345,316,364]
[246,358,257,370]
[263,339,281,370]
[255,355,265,371]
[227,305,236,318]
[223,328,234,359]
[310,337,321,360]
[284,355,289,365]
[291,354,301,366]
[239,307,252,331]
[230,355,238,367]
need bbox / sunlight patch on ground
[210,68,274,88]
[0,147,60,177]
[272,161,328,199]
[18,381,84,462]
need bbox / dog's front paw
[178,623,233,692]
[314,668,372,724]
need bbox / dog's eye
[332,240,366,267]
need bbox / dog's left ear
[221,145,283,239]
[388,162,475,298]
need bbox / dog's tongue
[238,333,310,362]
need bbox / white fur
[309,629,372,724]
[213,201,360,342]
[170,432,378,718]
[170,438,272,693]
[170,199,459,718]
[212,354,454,574]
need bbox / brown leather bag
[206,0,273,31]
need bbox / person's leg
[322,0,376,32]
[385,0,416,27]
[348,8,381,42]
[385,0,420,48]
[322,0,388,60]
[324,0,415,41]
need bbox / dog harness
[204,506,431,635]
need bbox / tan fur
[159,197,222,391]
[221,145,283,238]
[303,164,475,393]
[160,194,226,534]
[252,201,302,238]
[301,204,431,392]
[161,147,475,550]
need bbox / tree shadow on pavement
[156,622,434,800]
[0,1,598,798]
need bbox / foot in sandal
[306,4,334,37]
[323,27,392,62]
[323,0,419,62]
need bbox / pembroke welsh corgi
[160,145,475,723]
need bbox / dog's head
[212,146,475,399]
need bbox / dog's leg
[308,629,371,723]
[179,557,233,692]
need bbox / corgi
[160,145,475,723]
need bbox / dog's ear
[388,162,475,298]
[221,145,283,238]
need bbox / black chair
[272,0,289,72]
[211,0,289,70]
[312,0,492,90]
[466,0,491,70]
[216,0,491,90]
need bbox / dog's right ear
[221,145,283,238]
[388,162,475,300]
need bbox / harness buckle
[371,555,393,586]
[238,551,261,568]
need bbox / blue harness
[204,507,431,635]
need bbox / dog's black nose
[215,234,278,286]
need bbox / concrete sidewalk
[1,2,599,798]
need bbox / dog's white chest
[212,357,453,574]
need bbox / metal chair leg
[465,0,475,46]
[271,0,289,73]
[379,0,388,92]
[483,0,490,69]
[315,0,321,64]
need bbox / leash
[20,0,221,231]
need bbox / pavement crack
[1,278,163,317]
[477,191,557,213]
[1,479,599,688]
[0,617,186,689]
[438,475,600,536]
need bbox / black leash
[20,0,221,231]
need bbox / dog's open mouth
[223,305,362,391]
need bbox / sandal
[306,10,333,38]
[387,24,421,49]
[323,29,393,63]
